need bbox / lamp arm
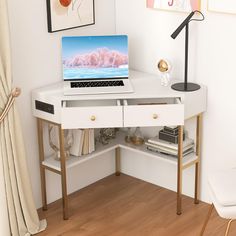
[171,11,195,39]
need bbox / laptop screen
[62,35,129,81]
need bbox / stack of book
[145,136,194,157]
[70,129,95,157]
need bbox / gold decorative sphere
[157,59,169,73]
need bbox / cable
[189,10,205,22]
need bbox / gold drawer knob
[153,114,158,119]
[90,115,96,121]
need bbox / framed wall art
[147,0,201,13]
[208,0,236,15]
[46,0,95,33]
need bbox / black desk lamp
[171,11,204,92]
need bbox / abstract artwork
[208,0,236,14]
[46,0,95,32]
[147,0,201,13]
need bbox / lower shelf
[42,132,197,172]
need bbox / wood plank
[38,175,236,236]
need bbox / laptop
[62,35,134,95]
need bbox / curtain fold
[0,0,46,235]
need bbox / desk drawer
[123,98,184,127]
[61,100,123,129]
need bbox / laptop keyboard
[71,80,124,88]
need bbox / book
[145,142,194,156]
[78,130,85,156]
[147,136,194,151]
[82,129,90,155]
[89,129,95,154]
[147,146,194,157]
[70,129,84,157]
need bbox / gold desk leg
[115,147,121,176]
[225,219,235,236]
[200,204,214,236]
[177,125,184,215]
[195,113,202,204]
[37,118,47,211]
[59,125,69,220]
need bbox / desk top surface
[32,70,206,101]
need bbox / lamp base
[171,82,200,92]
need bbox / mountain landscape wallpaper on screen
[62,35,129,80]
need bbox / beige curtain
[0,0,46,235]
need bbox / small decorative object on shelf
[96,128,118,145]
[131,127,144,146]
[157,59,171,86]
[159,126,185,144]
[48,124,73,160]
[125,127,132,143]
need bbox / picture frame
[147,0,201,13]
[208,0,236,15]
[46,0,95,33]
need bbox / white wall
[7,0,116,208]
[116,0,236,202]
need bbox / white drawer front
[61,106,123,129]
[124,104,184,127]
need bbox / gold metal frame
[37,118,122,219]
[225,219,235,236]
[37,112,203,219]
[115,147,121,176]
[37,118,69,220]
[200,204,214,236]
[59,125,69,220]
[177,125,183,215]
[195,114,202,204]
[177,113,202,215]
[200,204,236,236]
[37,118,47,211]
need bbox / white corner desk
[32,70,207,220]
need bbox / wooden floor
[38,174,236,236]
